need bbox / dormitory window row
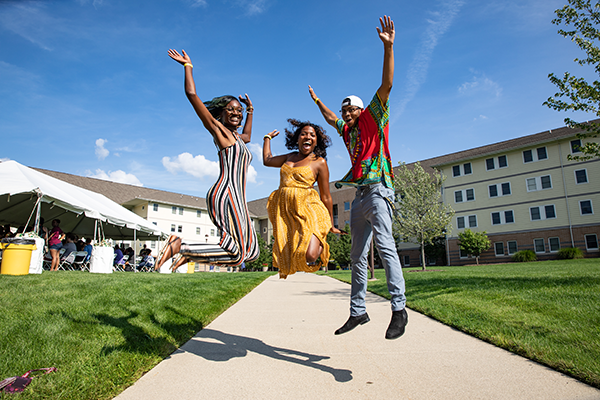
[575,169,588,184]
[523,146,548,163]
[491,210,514,225]
[486,155,508,171]
[488,182,511,197]
[530,205,556,221]
[456,215,477,229]
[452,162,472,177]
[454,188,475,203]
[526,175,552,191]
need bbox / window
[575,169,588,184]
[534,238,545,253]
[491,210,514,225]
[211,229,216,236]
[580,200,593,215]
[179,207,184,215]
[468,215,477,228]
[571,139,582,154]
[153,203,158,212]
[585,234,599,250]
[489,182,511,197]
[177,225,182,233]
[459,248,469,258]
[523,147,548,163]
[150,242,156,249]
[452,165,460,177]
[491,212,501,225]
[507,241,518,255]
[172,206,177,214]
[457,216,465,229]
[196,227,201,235]
[498,155,508,168]
[344,201,351,211]
[526,175,552,191]
[549,237,560,252]
[463,163,472,174]
[454,191,463,203]
[466,188,475,201]
[505,210,514,223]
[530,205,556,220]
[197,210,202,217]
[403,255,410,266]
[486,158,495,170]
[494,242,504,256]
[452,163,472,177]
[170,224,176,232]
[454,189,474,203]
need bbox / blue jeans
[349,183,406,316]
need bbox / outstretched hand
[238,93,253,109]
[168,49,191,65]
[308,85,319,103]
[377,15,395,46]
[265,129,280,140]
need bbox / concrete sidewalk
[115,273,600,400]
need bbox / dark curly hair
[284,119,331,159]
[203,95,241,120]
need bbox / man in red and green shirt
[309,15,407,340]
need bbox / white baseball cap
[341,95,364,109]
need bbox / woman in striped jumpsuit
[156,49,259,270]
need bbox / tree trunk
[421,240,427,271]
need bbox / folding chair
[113,255,128,272]
[71,251,89,271]
[57,252,76,271]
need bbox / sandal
[155,235,181,270]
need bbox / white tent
[0,160,168,241]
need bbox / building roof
[34,168,209,210]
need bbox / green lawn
[322,258,600,388]
[0,271,273,400]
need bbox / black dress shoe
[385,308,408,340]
[335,313,370,335]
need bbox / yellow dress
[267,164,332,279]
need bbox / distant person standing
[309,16,408,340]
[48,219,64,271]
[83,238,93,261]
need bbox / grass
[0,271,273,400]
[321,259,600,388]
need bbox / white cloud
[459,74,502,98]
[162,152,220,179]
[247,165,257,183]
[395,0,465,118]
[95,138,109,160]
[87,169,143,186]
[247,142,263,162]
[190,0,208,7]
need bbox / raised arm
[168,49,232,149]
[308,86,338,128]
[376,15,395,104]
[238,93,253,143]
[262,130,289,168]
[315,159,343,234]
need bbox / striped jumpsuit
[180,135,259,266]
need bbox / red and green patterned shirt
[335,92,394,189]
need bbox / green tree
[544,0,600,160]
[458,229,491,265]
[245,234,272,271]
[393,162,454,271]
[327,224,351,269]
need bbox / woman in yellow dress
[263,119,343,279]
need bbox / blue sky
[0,0,595,201]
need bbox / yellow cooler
[1,238,37,276]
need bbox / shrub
[512,250,537,262]
[557,247,584,259]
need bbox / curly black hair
[203,95,241,120]
[284,119,331,159]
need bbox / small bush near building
[512,250,537,262]
[557,247,584,259]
